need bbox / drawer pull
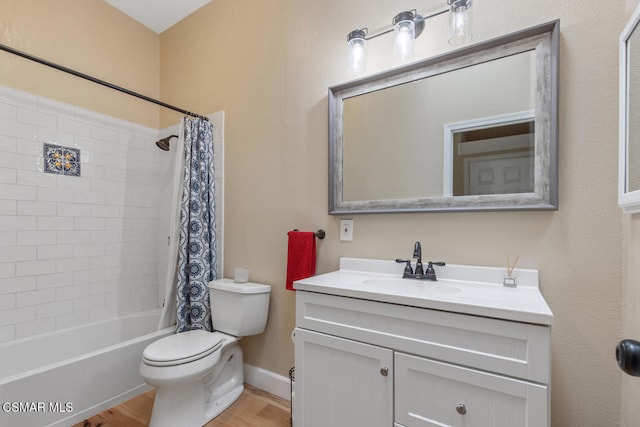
[456,403,467,415]
[380,367,389,377]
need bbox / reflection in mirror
[627,23,640,193]
[330,21,559,213]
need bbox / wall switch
[340,219,353,241]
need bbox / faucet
[396,241,446,281]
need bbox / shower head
[156,134,178,151]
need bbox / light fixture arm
[357,8,448,42]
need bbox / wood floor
[73,384,291,427]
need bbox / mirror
[329,21,559,214]
[620,6,640,212]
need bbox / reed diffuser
[504,253,520,287]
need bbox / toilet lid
[143,330,223,366]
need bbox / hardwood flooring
[73,384,291,427]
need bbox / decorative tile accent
[43,143,80,177]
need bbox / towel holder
[290,229,326,239]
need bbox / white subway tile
[37,244,74,260]
[0,102,17,122]
[17,230,56,246]
[0,183,37,200]
[59,118,91,137]
[0,231,16,247]
[56,230,91,244]
[73,190,105,205]
[91,126,119,143]
[56,257,89,273]
[0,117,37,140]
[90,280,117,295]
[36,300,72,318]
[15,317,55,339]
[36,272,73,289]
[0,294,16,310]
[73,268,105,285]
[17,170,57,187]
[0,276,36,295]
[55,310,89,329]
[72,294,104,312]
[16,138,44,156]
[17,200,56,216]
[79,164,104,180]
[0,167,16,184]
[17,108,57,130]
[90,230,121,243]
[73,217,105,230]
[0,200,16,215]
[16,259,56,277]
[35,128,74,146]
[0,246,36,262]
[37,97,75,120]
[56,284,90,300]
[37,186,73,203]
[90,205,121,218]
[89,305,118,322]
[90,255,119,269]
[0,216,36,231]
[16,288,56,307]
[56,175,90,191]
[37,216,74,230]
[0,86,38,110]
[0,134,17,152]
[0,325,15,343]
[73,243,104,258]
[75,108,107,128]
[57,202,91,217]
[0,306,35,326]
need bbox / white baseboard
[243,363,291,401]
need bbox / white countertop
[294,258,553,325]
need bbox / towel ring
[290,229,326,239]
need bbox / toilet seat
[143,330,223,367]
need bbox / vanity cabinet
[293,290,551,427]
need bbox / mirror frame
[620,5,640,212]
[329,20,559,214]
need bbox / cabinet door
[293,328,393,427]
[395,353,548,427]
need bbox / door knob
[380,367,389,376]
[456,403,467,415]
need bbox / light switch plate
[340,219,353,241]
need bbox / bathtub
[0,309,173,427]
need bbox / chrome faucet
[396,241,446,281]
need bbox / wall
[623,1,640,425]
[162,0,625,425]
[0,85,164,341]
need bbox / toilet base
[148,342,244,427]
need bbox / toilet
[140,279,271,427]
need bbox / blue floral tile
[43,143,80,177]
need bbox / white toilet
[140,279,271,427]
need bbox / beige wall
[1,0,631,425]
[0,0,161,128]
[623,2,640,426]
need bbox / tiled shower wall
[0,85,165,342]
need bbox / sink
[362,278,461,296]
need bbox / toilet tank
[208,279,271,337]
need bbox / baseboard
[243,363,291,401]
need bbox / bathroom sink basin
[361,278,461,296]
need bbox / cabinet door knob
[380,367,389,376]
[456,403,467,415]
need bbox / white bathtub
[0,309,173,427]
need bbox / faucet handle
[425,261,446,281]
[395,259,414,277]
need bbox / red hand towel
[286,231,316,291]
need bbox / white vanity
[292,258,553,427]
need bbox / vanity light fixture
[346,1,473,73]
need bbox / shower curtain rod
[0,42,208,121]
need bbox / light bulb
[448,0,473,46]
[347,29,366,75]
[393,12,416,62]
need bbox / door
[293,328,393,427]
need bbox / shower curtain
[158,116,217,332]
